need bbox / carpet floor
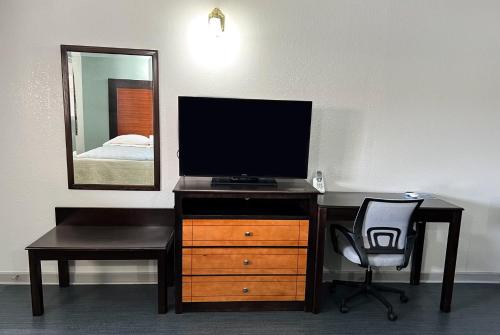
[0,283,499,334]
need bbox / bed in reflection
[73,134,154,185]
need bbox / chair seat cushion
[337,233,405,267]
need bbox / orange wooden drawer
[183,219,308,247]
[182,275,306,302]
[299,220,309,246]
[298,248,307,275]
[182,277,192,302]
[296,277,306,301]
[183,248,304,275]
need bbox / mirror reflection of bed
[73,79,154,186]
[73,135,154,186]
[65,49,156,187]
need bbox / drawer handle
[242,288,249,294]
[243,259,250,266]
[244,231,253,237]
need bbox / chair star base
[331,268,407,321]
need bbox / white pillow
[103,134,151,147]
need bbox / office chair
[330,197,423,321]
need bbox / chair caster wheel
[400,295,408,303]
[339,304,349,313]
[387,312,398,321]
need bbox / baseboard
[2,270,500,285]
[322,269,500,284]
[0,271,158,285]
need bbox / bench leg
[58,260,70,287]
[28,251,44,316]
[158,252,168,314]
[167,246,174,287]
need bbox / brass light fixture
[208,7,225,36]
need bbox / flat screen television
[178,96,312,185]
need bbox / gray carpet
[0,283,499,334]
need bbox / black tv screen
[178,97,312,179]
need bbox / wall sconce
[208,7,225,37]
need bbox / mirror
[61,45,160,190]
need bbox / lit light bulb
[208,8,225,37]
[209,17,223,37]
[187,9,240,70]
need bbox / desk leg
[158,252,168,314]
[28,251,43,316]
[440,211,462,313]
[58,260,70,287]
[312,207,327,314]
[410,221,426,285]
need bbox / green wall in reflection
[81,54,152,151]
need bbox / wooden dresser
[173,177,319,313]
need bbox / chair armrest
[331,224,369,267]
[331,224,352,253]
[398,229,416,270]
[331,224,354,239]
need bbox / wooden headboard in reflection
[108,79,153,138]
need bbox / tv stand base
[211,176,277,186]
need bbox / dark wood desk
[313,192,463,313]
[26,208,174,316]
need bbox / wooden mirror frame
[61,45,160,190]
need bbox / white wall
[1,0,499,283]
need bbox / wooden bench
[25,208,174,316]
